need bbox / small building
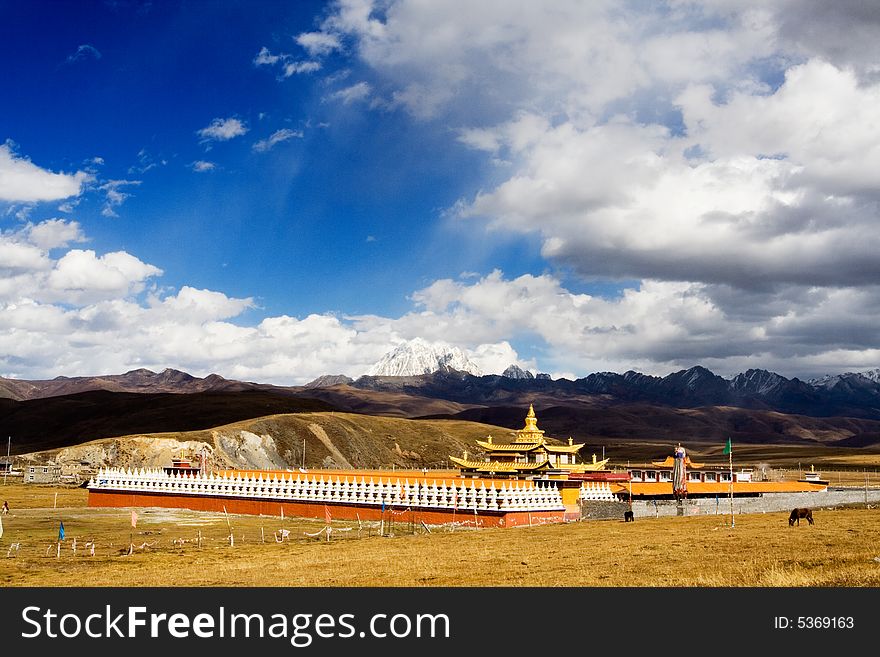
[0,458,13,474]
[25,463,62,484]
[163,456,204,476]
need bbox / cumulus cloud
[0,223,526,383]
[0,142,92,203]
[7,2,880,383]
[2,221,878,381]
[252,128,303,153]
[295,31,342,56]
[291,1,880,376]
[197,117,249,142]
[25,218,86,250]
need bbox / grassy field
[2,483,880,587]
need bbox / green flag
[722,437,732,455]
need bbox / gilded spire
[516,403,544,443]
[523,404,538,431]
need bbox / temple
[450,404,609,478]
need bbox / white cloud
[295,31,342,56]
[66,44,102,64]
[197,117,249,142]
[45,250,162,304]
[283,61,322,77]
[0,142,92,203]
[25,219,86,250]
[3,222,880,381]
[99,179,141,217]
[252,128,303,152]
[253,46,321,78]
[7,2,880,382]
[190,160,216,172]
[330,81,372,105]
[253,46,282,66]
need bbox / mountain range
[4,364,880,420]
[5,337,880,455]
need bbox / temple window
[646,471,656,481]
[631,470,642,481]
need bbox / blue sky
[2,1,880,384]
[1,0,537,314]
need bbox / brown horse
[789,508,814,526]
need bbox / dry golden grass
[2,483,880,587]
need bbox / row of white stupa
[88,467,588,511]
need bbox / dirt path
[307,423,353,469]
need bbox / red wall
[88,489,564,528]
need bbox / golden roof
[565,458,610,472]
[475,440,584,454]
[476,440,538,452]
[448,456,552,472]
[545,443,585,454]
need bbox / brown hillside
[20,412,523,471]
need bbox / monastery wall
[629,488,880,519]
[86,467,567,528]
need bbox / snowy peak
[502,364,534,380]
[730,369,787,395]
[808,368,880,389]
[366,338,483,377]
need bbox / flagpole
[3,436,10,485]
[728,441,734,528]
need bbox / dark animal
[788,508,813,526]
[624,510,634,522]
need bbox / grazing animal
[789,508,814,526]
[624,510,634,522]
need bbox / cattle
[789,508,814,526]
[624,510,634,522]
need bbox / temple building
[450,404,608,479]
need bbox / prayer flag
[722,437,732,455]
[131,510,138,528]
[58,521,65,541]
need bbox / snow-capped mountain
[502,364,534,380]
[808,368,880,389]
[366,338,483,377]
[730,369,789,396]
